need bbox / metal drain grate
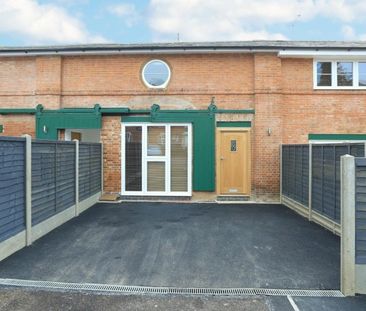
[0,278,344,297]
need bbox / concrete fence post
[279,144,282,204]
[101,143,104,194]
[308,143,313,221]
[23,134,32,246]
[74,139,79,216]
[340,154,356,296]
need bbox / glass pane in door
[147,162,165,191]
[125,126,142,191]
[171,126,188,192]
[147,126,165,156]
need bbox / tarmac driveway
[0,203,340,289]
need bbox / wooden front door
[217,130,251,195]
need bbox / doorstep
[216,195,251,202]
[120,196,191,202]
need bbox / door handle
[220,157,225,160]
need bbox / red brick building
[0,41,366,202]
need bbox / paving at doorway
[0,203,340,290]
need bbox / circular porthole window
[142,59,171,89]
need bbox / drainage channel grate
[0,278,343,297]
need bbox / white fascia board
[278,50,366,59]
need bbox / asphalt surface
[0,288,365,311]
[0,203,339,289]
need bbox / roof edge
[1,41,366,57]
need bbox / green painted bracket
[0,124,3,133]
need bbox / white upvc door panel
[121,123,192,196]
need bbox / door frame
[216,128,251,195]
[121,122,193,196]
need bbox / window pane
[359,62,366,86]
[317,62,332,74]
[171,126,188,192]
[125,127,142,191]
[147,162,165,191]
[143,60,170,87]
[316,62,332,86]
[148,126,165,156]
[337,62,353,86]
[317,74,332,86]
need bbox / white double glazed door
[121,123,192,196]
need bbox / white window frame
[313,60,366,90]
[142,59,171,89]
[121,123,192,196]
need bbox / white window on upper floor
[313,60,366,89]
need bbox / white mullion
[166,125,171,193]
[187,124,192,195]
[142,124,147,194]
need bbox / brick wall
[252,54,283,200]
[1,52,366,199]
[101,116,121,193]
[0,115,35,137]
[281,58,366,144]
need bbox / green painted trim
[136,109,255,114]
[217,121,251,128]
[121,116,151,122]
[0,106,255,116]
[101,107,130,114]
[0,108,36,115]
[43,108,96,113]
[309,134,366,140]
[128,109,151,114]
[0,124,3,133]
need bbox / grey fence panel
[311,145,323,215]
[312,143,365,224]
[79,143,101,201]
[89,144,102,195]
[355,158,366,264]
[334,146,349,221]
[31,142,57,225]
[0,137,26,242]
[79,144,91,201]
[32,141,76,225]
[55,143,75,212]
[282,145,309,206]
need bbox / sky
[1,0,366,46]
